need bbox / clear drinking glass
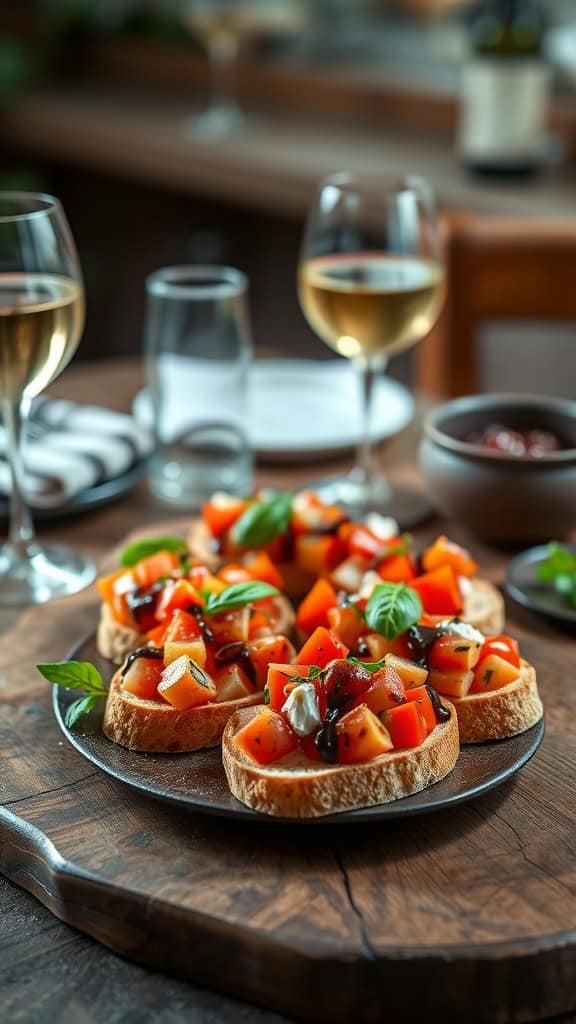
[181,0,246,138]
[144,265,253,507]
[297,172,444,525]
[0,192,95,605]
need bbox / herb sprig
[536,542,576,608]
[37,661,108,728]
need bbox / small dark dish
[506,544,576,628]
[420,394,576,544]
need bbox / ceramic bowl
[419,394,576,544]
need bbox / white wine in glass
[298,174,444,524]
[0,194,95,604]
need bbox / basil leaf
[347,655,387,674]
[120,536,187,568]
[65,695,99,729]
[204,581,280,615]
[536,542,576,582]
[37,661,108,695]
[232,494,292,547]
[365,582,422,640]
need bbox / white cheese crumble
[458,576,473,597]
[113,572,137,596]
[349,570,382,604]
[281,682,322,737]
[438,619,484,645]
[364,513,399,542]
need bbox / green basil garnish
[120,536,187,568]
[364,582,422,640]
[232,494,292,547]
[203,581,280,615]
[37,661,108,728]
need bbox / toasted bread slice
[463,578,504,635]
[222,703,459,818]
[451,659,542,744]
[102,669,264,753]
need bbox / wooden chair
[416,212,576,397]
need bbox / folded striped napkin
[0,399,153,509]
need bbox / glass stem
[355,358,377,491]
[3,397,36,559]
[208,34,239,117]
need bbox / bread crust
[97,603,146,666]
[222,703,460,818]
[463,578,505,635]
[452,659,543,744]
[102,670,264,753]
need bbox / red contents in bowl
[467,425,565,457]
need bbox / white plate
[133,358,414,462]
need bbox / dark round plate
[0,460,147,522]
[53,634,545,825]
[506,544,576,629]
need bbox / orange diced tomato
[362,633,412,662]
[428,668,474,699]
[266,663,312,712]
[469,654,521,694]
[327,604,367,649]
[295,626,349,668]
[202,496,250,538]
[351,666,406,717]
[429,634,482,673]
[336,705,394,764]
[421,535,478,578]
[163,608,202,643]
[234,708,298,765]
[383,701,427,749]
[187,566,227,594]
[133,550,182,589]
[218,564,254,585]
[405,685,436,735]
[248,609,273,639]
[294,534,346,575]
[377,553,417,583]
[97,568,134,607]
[242,551,285,590]
[121,656,163,700]
[214,664,254,703]
[164,636,207,669]
[154,579,204,622]
[246,635,296,688]
[479,635,520,669]
[410,566,463,616]
[157,655,216,709]
[146,621,169,646]
[209,606,251,645]
[296,579,338,635]
[383,654,429,689]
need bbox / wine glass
[297,172,444,525]
[0,192,95,604]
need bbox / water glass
[144,265,253,507]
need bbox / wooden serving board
[1,529,576,1023]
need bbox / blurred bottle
[458,0,549,176]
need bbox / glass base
[305,473,435,530]
[0,542,96,606]
[182,105,245,140]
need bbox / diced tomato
[164,608,202,643]
[97,569,137,628]
[121,656,164,700]
[327,604,367,649]
[218,564,254,585]
[157,655,216,709]
[187,566,227,594]
[246,635,296,688]
[346,525,385,561]
[291,492,345,536]
[214,664,254,703]
[296,579,338,635]
[248,609,273,639]
[410,566,463,616]
[234,708,298,765]
[242,551,285,590]
[383,701,427,749]
[429,634,482,673]
[319,659,372,710]
[329,555,370,593]
[266,663,312,712]
[295,626,349,668]
[383,654,429,689]
[154,579,204,622]
[133,550,182,589]
[469,654,521,695]
[479,635,520,670]
[202,495,250,538]
[146,622,169,646]
[405,685,436,735]
[361,633,412,662]
[294,535,346,576]
[428,668,474,699]
[421,535,478,578]
[164,636,207,669]
[351,666,406,717]
[336,705,394,764]
[209,606,251,645]
[377,553,417,583]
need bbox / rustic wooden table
[1,360,575,1024]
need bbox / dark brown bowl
[419,394,576,544]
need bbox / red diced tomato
[384,701,427,749]
[429,634,482,673]
[294,534,346,575]
[295,626,349,668]
[479,635,520,669]
[234,708,298,765]
[346,525,385,561]
[163,608,202,643]
[327,604,367,649]
[210,606,251,645]
[377,553,417,583]
[405,685,436,735]
[242,551,285,590]
[121,656,163,700]
[410,566,463,616]
[202,496,250,538]
[351,666,406,716]
[296,579,338,635]
[336,705,393,763]
[246,635,296,688]
[146,621,169,646]
[133,550,182,589]
[155,579,204,622]
[421,535,478,578]
[469,654,521,694]
[266,663,312,712]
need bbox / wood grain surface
[1,361,575,1023]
